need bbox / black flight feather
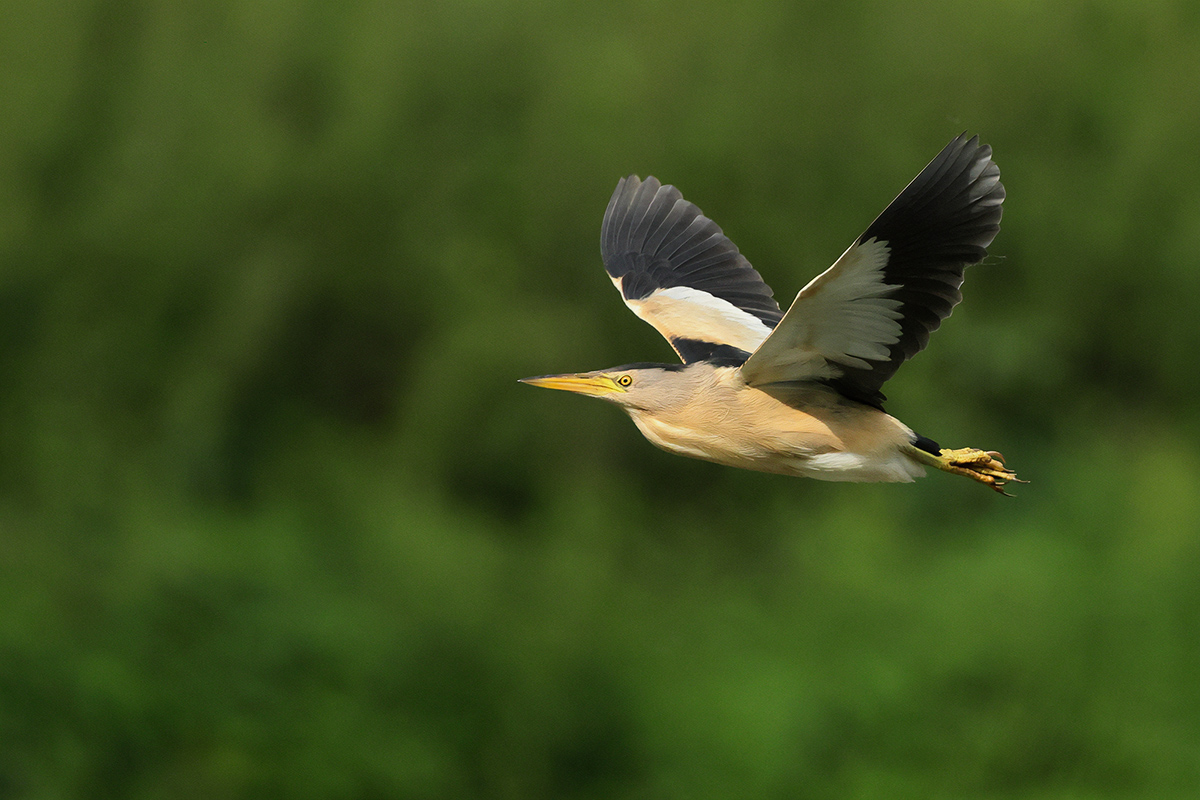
[601,175,784,331]
[826,133,1004,408]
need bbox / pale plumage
[623,366,924,483]
[522,134,1021,493]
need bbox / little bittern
[522,134,1022,494]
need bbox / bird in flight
[522,134,1022,494]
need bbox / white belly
[627,407,926,484]
[792,450,926,483]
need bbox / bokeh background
[4,0,1200,797]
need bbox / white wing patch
[613,278,775,355]
[740,238,903,386]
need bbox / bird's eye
[616,375,633,387]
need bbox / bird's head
[519,363,691,412]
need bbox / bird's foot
[935,448,1024,495]
[906,445,1025,495]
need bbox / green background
[3,0,1199,797]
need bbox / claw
[905,445,1026,495]
[940,447,1025,495]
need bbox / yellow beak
[518,373,625,397]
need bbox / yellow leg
[904,445,1025,496]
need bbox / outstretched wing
[601,175,783,364]
[739,133,1004,407]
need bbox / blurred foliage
[2,0,1200,797]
